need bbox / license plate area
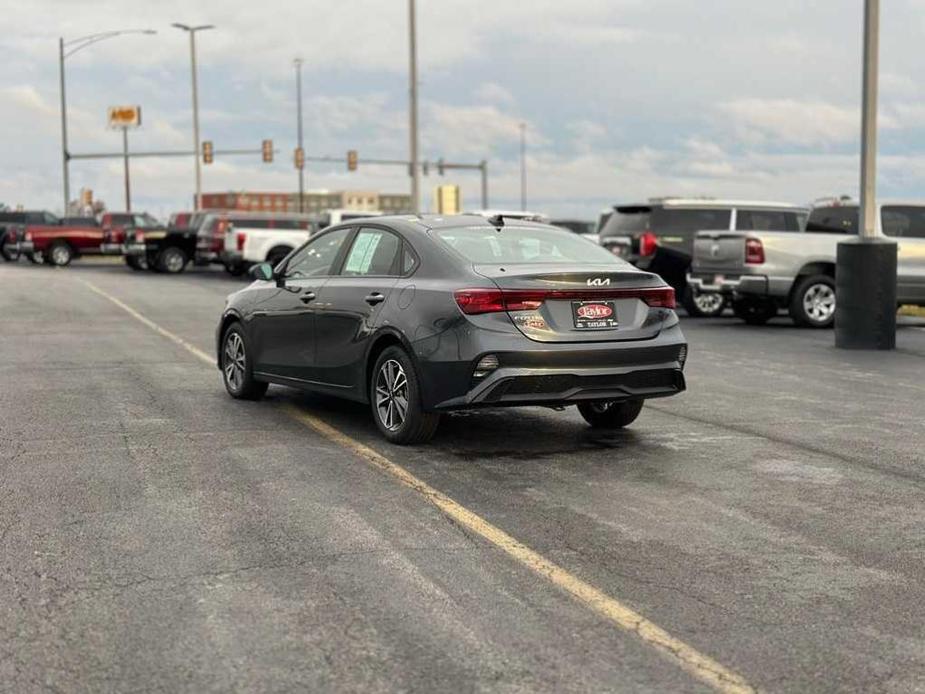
[572,300,618,330]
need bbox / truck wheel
[732,297,777,326]
[578,399,644,428]
[26,252,43,265]
[683,287,726,318]
[48,241,73,267]
[0,244,18,262]
[266,246,292,269]
[371,346,440,445]
[789,275,836,328]
[125,255,147,271]
[221,324,268,400]
[157,247,188,274]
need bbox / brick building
[200,190,412,215]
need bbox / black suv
[598,199,808,316]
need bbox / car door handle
[365,292,386,306]
[300,291,316,304]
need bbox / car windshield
[436,225,621,265]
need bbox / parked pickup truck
[123,212,211,273]
[688,200,925,327]
[100,212,160,255]
[220,216,320,274]
[5,216,112,266]
[1,210,61,261]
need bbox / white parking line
[77,277,756,694]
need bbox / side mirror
[248,262,275,282]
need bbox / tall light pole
[294,57,305,213]
[408,0,420,214]
[834,0,897,350]
[58,29,156,214]
[172,23,214,211]
[519,122,527,211]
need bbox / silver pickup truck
[687,200,925,327]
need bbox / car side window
[736,209,801,232]
[402,243,418,275]
[806,207,858,234]
[340,228,402,277]
[882,206,925,238]
[284,227,352,278]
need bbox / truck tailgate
[692,231,746,273]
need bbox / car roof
[618,198,808,211]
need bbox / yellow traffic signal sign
[294,147,304,170]
[347,150,358,171]
[202,140,214,165]
[262,139,273,163]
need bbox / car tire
[789,275,836,328]
[221,323,268,400]
[732,297,777,326]
[683,287,726,318]
[48,241,73,267]
[157,247,188,274]
[578,399,644,429]
[370,346,440,445]
[125,255,147,271]
[0,244,17,262]
[26,251,43,264]
[224,263,246,277]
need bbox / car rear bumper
[124,243,149,256]
[100,243,123,255]
[417,319,687,411]
[5,241,34,254]
[688,272,792,299]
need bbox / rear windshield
[436,225,619,265]
[735,209,806,232]
[806,206,858,234]
[600,206,733,238]
[600,207,651,238]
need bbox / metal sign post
[108,106,141,212]
[834,0,898,350]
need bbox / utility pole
[519,122,526,211]
[834,0,897,350]
[122,127,131,211]
[173,23,214,211]
[480,160,489,209]
[294,57,305,213]
[408,0,420,214]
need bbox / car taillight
[639,231,658,257]
[236,232,246,251]
[24,231,32,242]
[745,238,765,264]
[135,231,145,243]
[454,286,675,314]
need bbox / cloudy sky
[3,0,925,218]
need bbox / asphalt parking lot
[2,260,925,693]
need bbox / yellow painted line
[78,277,755,694]
[78,279,215,366]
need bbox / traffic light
[347,149,358,171]
[262,139,273,163]
[294,147,304,170]
[202,140,214,165]
[437,158,445,176]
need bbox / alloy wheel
[375,359,409,431]
[51,245,70,266]
[223,332,246,392]
[802,283,835,323]
[693,292,724,315]
[164,250,184,273]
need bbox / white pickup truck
[688,200,925,327]
[220,210,384,274]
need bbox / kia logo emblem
[587,277,610,286]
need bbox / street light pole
[408,0,420,214]
[59,38,70,214]
[519,122,526,211]
[173,23,214,212]
[58,29,156,215]
[295,57,305,213]
[834,0,897,350]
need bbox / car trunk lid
[467,263,673,343]
[692,231,747,273]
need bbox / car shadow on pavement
[278,389,645,463]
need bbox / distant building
[201,190,412,215]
